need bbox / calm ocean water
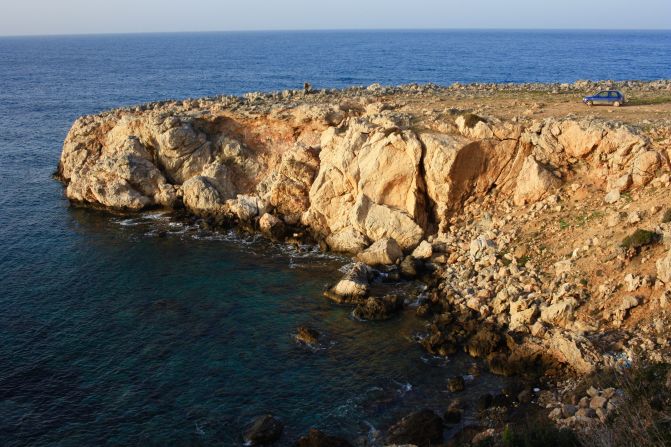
[0,30,669,445]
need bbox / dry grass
[578,363,671,447]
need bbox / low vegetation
[577,363,671,447]
[626,95,671,106]
[661,208,671,224]
[462,112,486,128]
[620,229,660,250]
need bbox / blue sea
[0,30,669,446]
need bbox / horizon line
[1,26,670,38]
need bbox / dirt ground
[399,89,671,125]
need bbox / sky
[0,0,669,36]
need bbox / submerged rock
[295,326,320,346]
[295,429,352,447]
[443,399,464,424]
[385,409,444,447]
[447,376,465,392]
[243,414,284,445]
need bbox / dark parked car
[582,90,625,107]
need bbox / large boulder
[513,156,562,206]
[557,120,604,158]
[412,240,433,260]
[657,249,671,284]
[228,194,260,221]
[469,235,497,260]
[506,329,601,375]
[243,414,283,445]
[540,298,578,326]
[352,295,404,321]
[356,238,403,266]
[350,194,423,250]
[632,150,661,187]
[181,176,224,214]
[325,263,371,303]
[509,305,539,331]
[324,227,369,254]
[544,330,601,375]
[259,213,286,239]
[465,327,502,358]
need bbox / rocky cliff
[57,83,668,254]
[58,81,671,437]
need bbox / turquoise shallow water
[1,30,669,445]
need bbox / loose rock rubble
[547,386,623,426]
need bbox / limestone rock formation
[57,87,668,270]
[304,118,425,251]
[420,132,520,230]
[259,213,286,239]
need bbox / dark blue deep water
[0,30,669,446]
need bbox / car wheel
[613,101,621,107]
[586,100,593,106]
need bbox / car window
[597,92,608,97]
[609,92,618,97]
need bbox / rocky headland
[57,80,671,446]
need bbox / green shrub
[620,229,660,250]
[462,113,486,128]
[661,209,671,224]
[498,418,581,447]
[517,255,531,267]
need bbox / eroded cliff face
[57,89,668,256]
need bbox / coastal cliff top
[99,79,671,126]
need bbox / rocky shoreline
[57,80,671,446]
